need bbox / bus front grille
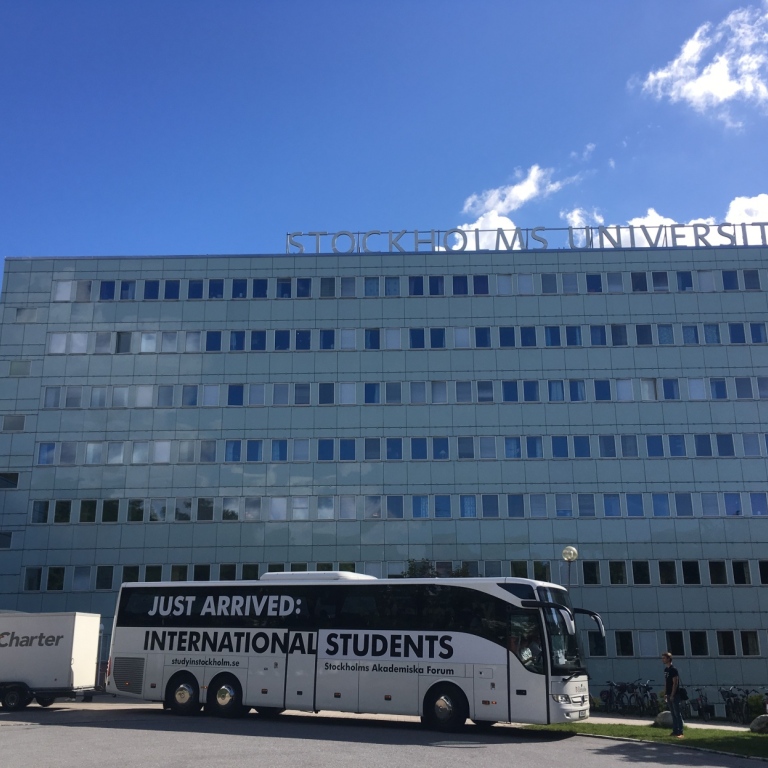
[113,657,145,695]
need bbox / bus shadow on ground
[0,704,573,747]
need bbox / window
[741,631,760,656]
[573,436,591,457]
[428,275,444,296]
[710,378,727,399]
[548,380,564,402]
[409,328,425,349]
[675,493,694,518]
[722,269,739,290]
[551,436,568,458]
[526,436,543,458]
[729,322,746,343]
[626,494,644,517]
[732,561,751,584]
[499,327,515,347]
[636,324,653,345]
[477,381,493,403]
[735,377,753,399]
[709,560,728,584]
[410,438,427,460]
[475,327,491,348]
[582,561,600,585]
[435,495,452,518]
[603,494,620,517]
[717,631,736,656]
[751,323,767,343]
[632,561,651,584]
[631,272,648,292]
[704,323,720,344]
[520,327,537,346]
[565,326,582,346]
[430,328,445,349]
[716,434,735,457]
[659,560,676,584]
[615,631,634,656]
[611,324,627,346]
[689,631,708,656]
[457,437,474,459]
[590,325,606,345]
[473,275,489,295]
[562,273,578,293]
[365,328,380,350]
[523,380,539,402]
[677,271,693,291]
[504,437,521,458]
[586,274,602,293]
[276,278,292,298]
[295,330,311,350]
[657,324,674,344]
[594,380,611,401]
[432,437,449,460]
[751,493,768,516]
[608,561,628,585]
[646,435,664,457]
[555,494,572,517]
[545,326,561,346]
[569,379,586,402]
[541,273,557,294]
[502,380,518,402]
[319,329,336,350]
[452,275,468,295]
[208,279,224,299]
[682,561,700,584]
[386,438,403,461]
[517,274,533,294]
[652,271,668,291]
[598,435,616,458]
[688,378,706,400]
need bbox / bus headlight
[552,694,570,703]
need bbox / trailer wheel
[207,674,245,718]
[165,673,202,715]
[35,696,56,708]
[2,686,31,711]
[421,683,468,732]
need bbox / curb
[574,730,768,763]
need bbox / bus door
[246,633,286,709]
[284,631,317,710]
[507,614,549,724]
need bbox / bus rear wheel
[422,683,468,732]
[207,674,245,718]
[166,673,201,715]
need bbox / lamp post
[562,546,578,588]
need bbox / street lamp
[562,546,578,588]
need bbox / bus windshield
[536,586,586,677]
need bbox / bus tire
[2,686,31,711]
[35,696,56,708]
[422,683,468,732]
[207,674,245,719]
[165,673,201,716]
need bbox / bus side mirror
[560,609,575,635]
[573,607,605,637]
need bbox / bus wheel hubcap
[174,684,194,705]
[435,696,453,721]
[216,685,235,707]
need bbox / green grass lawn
[525,722,768,760]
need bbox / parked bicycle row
[595,681,768,723]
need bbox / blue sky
[1,1,767,259]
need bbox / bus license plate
[579,710,587,719]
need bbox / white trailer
[0,611,101,710]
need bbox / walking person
[662,651,684,737]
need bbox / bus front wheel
[422,683,468,732]
[207,674,245,718]
[165,673,201,715]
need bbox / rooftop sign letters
[286,223,768,254]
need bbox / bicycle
[719,686,740,723]
[600,681,629,713]
[734,687,757,723]
[689,686,710,722]
[630,679,658,715]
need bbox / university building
[0,241,766,694]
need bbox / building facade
[0,245,766,696]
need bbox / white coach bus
[106,572,603,731]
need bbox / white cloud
[640,3,768,124]
[627,208,678,227]
[456,210,521,250]
[570,143,596,162]
[560,207,604,229]
[725,192,768,221]
[461,164,580,217]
